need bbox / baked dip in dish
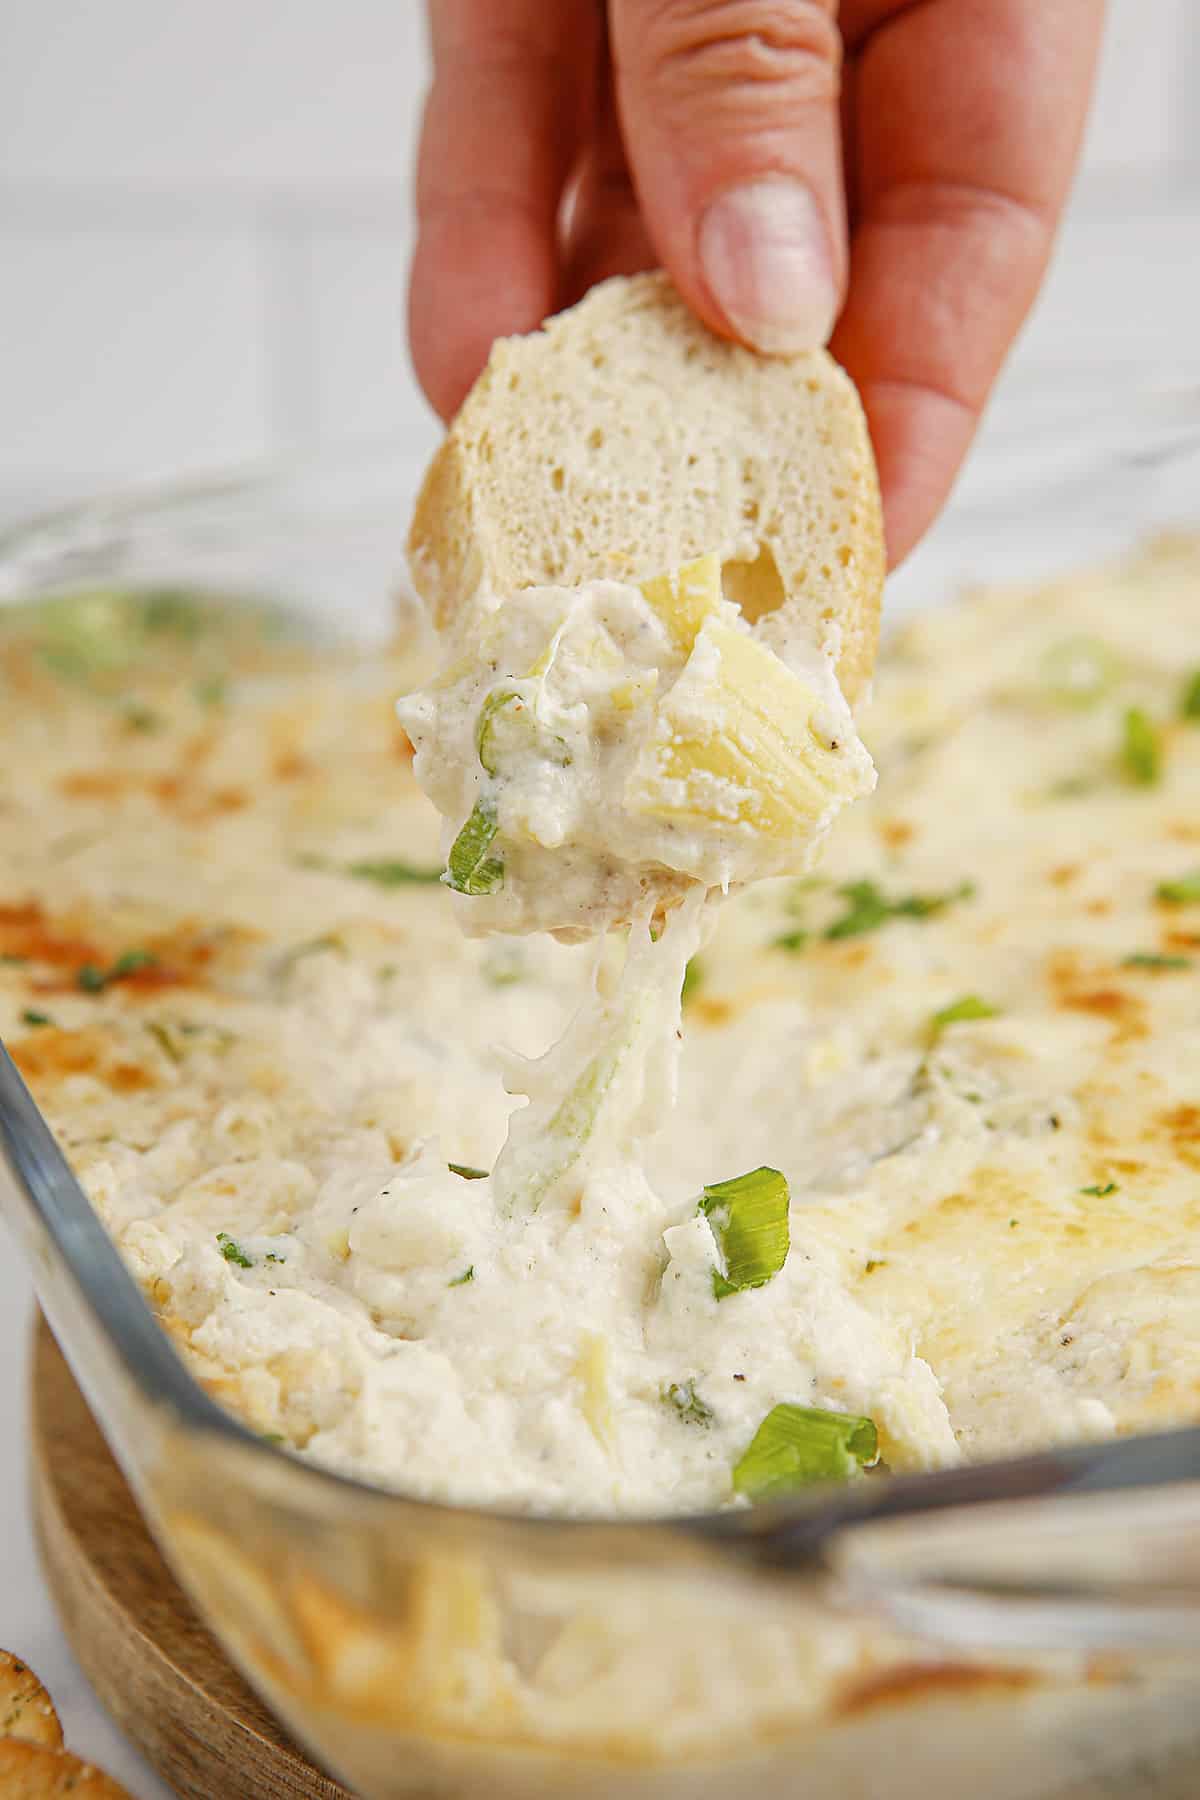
[2,380,1200,1797]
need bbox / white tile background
[1,0,1199,510]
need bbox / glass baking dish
[3,380,1200,1800]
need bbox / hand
[409,1,1103,566]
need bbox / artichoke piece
[639,553,723,653]
[628,617,870,836]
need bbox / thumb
[608,0,846,354]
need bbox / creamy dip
[397,556,874,940]
[3,538,1200,1515]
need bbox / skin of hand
[409,0,1105,568]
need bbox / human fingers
[561,21,657,305]
[607,0,847,353]
[833,0,1105,565]
[409,0,598,419]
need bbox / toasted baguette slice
[408,271,883,702]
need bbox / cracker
[0,1651,63,1749]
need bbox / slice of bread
[408,271,883,703]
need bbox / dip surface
[4,540,1200,1514]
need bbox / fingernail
[698,176,837,355]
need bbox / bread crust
[409,271,883,702]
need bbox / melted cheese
[2,539,1199,1516]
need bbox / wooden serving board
[29,1315,352,1800]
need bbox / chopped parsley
[1080,1182,1118,1198]
[1123,951,1191,971]
[1121,707,1161,786]
[662,1380,714,1426]
[76,949,158,993]
[929,994,999,1038]
[1156,871,1200,905]
[448,1162,489,1181]
[448,1265,475,1287]
[826,877,974,940]
[20,1008,53,1028]
[216,1232,254,1268]
[1181,670,1200,720]
[344,858,442,887]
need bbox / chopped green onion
[264,1251,286,1264]
[732,1403,878,1500]
[1080,1181,1118,1197]
[825,878,974,941]
[146,1021,184,1063]
[662,1380,714,1426]
[448,1265,476,1287]
[112,949,156,979]
[929,994,999,1039]
[275,935,346,986]
[1045,775,1096,801]
[1156,870,1200,904]
[699,1166,790,1301]
[1039,636,1120,708]
[76,949,157,994]
[20,1009,53,1028]
[475,684,569,775]
[1181,671,1200,720]
[475,688,522,775]
[681,957,704,1004]
[544,1045,623,1162]
[448,1163,489,1181]
[194,673,229,708]
[1122,707,1161,786]
[140,589,207,637]
[121,701,161,733]
[217,1232,254,1268]
[501,996,649,1214]
[344,858,441,886]
[482,946,525,986]
[825,879,889,938]
[1123,951,1191,971]
[444,796,504,896]
[773,929,809,953]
